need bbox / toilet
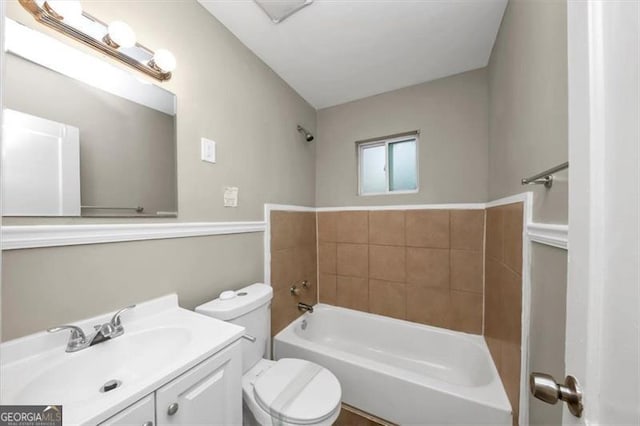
[195,283,342,426]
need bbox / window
[358,133,418,195]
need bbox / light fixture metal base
[19,0,173,82]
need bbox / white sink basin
[0,295,244,425]
[14,327,190,405]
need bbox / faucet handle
[47,325,87,344]
[110,304,136,329]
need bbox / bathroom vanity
[0,295,244,425]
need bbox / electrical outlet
[224,186,238,207]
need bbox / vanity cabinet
[100,341,242,426]
[100,395,155,426]
[156,341,242,425]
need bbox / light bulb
[45,0,83,20]
[152,49,176,72]
[107,21,136,48]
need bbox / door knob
[167,402,179,416]
[530,372,583,417]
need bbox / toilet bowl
[243,358,341,426]
[195,283,342,426]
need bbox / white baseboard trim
[2,221,266,250]
[527,223,569,250]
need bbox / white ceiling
[198,0,507,109]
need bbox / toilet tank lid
[195,283,273,321]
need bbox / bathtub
[274,304,512,425]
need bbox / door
[155,341,243,426]
[99,394,155,426]
[564,1,640,424]
[2,108,80,216]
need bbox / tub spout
[298,302,314,313]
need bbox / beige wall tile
[337,243,369,278]
[485,335,502,372]
[502,265,523,346]
[319,274,337,305]
[369,245,406,282]
[369,211,405,246]
[298,212,317,247]
[450,290,483,334]
[405,210,450,248]
[271,287,302,336]
[270,211,317,336]
[501,341,522,422]
[406,247,449,288]
[300,244,317,276]
[486,207,504,261]
[318,242,337,274]
[484,203,524,421]
[336,211,369,244]
[336,276,369,311]
[270,211,296,250]
[369,279,406,320]
[318,212,338,242]
[450,249,483,293]
[270,248,300,292]
[303,275,318,306]
[484,259,503,342]
[503,203,524,275]
[406,284,451,328]
[451,210,485,251]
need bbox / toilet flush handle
[242,334,256,343]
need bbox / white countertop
[0,294,244,425]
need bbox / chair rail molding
[527,223,569,250]
[2,221,266,250]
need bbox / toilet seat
[245,358,341,426]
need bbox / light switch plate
[201,138,216,163]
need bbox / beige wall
[488,0,568,223]
[2,234,263,340]
[315,68,489,207]
[2,0,316,339]
[528,243,567,426]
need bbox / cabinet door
[156,341,242,426]
[99,394,155,426]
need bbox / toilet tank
[195,283,273,373]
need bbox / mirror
[2,19,177,217]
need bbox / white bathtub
[274,304,512,425]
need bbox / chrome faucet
[297,302,314,313]
[48,305,135,352]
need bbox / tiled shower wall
[317,210,485,334]
[269,205,524,421]
[269,211,317,336]
[485,202,524,422]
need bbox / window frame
[356,133,420,196]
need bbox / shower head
[297,125,314,142]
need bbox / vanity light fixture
[18,0,176,81]
[104,20,137,49]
